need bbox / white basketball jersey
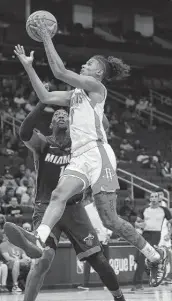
[69,86,107,154]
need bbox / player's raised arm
[14,45,72,106]
[32,18,102,93]
[19,101,47,153]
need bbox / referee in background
[132,190,172,291]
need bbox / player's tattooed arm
[33,17,103,94]
[19,101,47,153]
[32,17,66,75]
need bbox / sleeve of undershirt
[161,206,172,221]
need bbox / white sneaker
[12,285,22,293]
[77,286,89,290]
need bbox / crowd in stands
[105,92,172,183]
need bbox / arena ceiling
[1,0,172,35]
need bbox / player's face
[150,192,159,205]
[80,58,103,77]
[51,110,69,130]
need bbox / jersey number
[60,166,65,177]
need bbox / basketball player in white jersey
[4,20,169,287]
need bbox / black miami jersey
[35,139,71,204]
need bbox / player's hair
[93,55,130,81]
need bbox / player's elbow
[53,68,68,81]
[19,124,32,142]
[41,92,52,104]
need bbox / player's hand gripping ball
[26,11,58,42]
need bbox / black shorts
[33,202,101,261]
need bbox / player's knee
[51,187,66,204]
[35,248,55,273]
[101,218,114,231]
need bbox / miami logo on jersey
[45,153,71,165]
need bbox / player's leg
[24,248,55,301]
[0,264,8,292]
[94,192,154,254]
[36,175,85,243]
[7,260,21,292]
[61,203,126,301]
[4,171,88,258]
[24,205,60,301]
[91,143,169,287]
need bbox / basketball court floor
[0,285,172,301]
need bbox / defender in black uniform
[10,101,125,301]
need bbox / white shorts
[63,143,120,194]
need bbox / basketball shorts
[63,142,120,195]
[33,202,101,261]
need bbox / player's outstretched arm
[32,18,102,93]
[14,45,72,106]
[19,101,47,153]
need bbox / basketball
[26,11,58,42]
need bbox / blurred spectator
[3,128,14,144]
[25,98,36,113]
[125,94,136,110]
[121,109,133,122]
[3,166,13,179]
[20,169,35,187]
[161,161,172,179]
[135,97,148,115]
[15,106,27,121]
[134,140,142,151]
[14,93,26,105]
[152,150,162,165]
[107,129,116,143]
[0,237,32,293]
[105,104,111,118]
[0,215,6,231]
[21,185,34,206]
[0,178,6,200]
[0,229,8,292]
[16,180,28,198]
[2,187,16,205]
[0,262,8,292]
[6,197,23,217]
[136,148,150,167]
[124,121,133,134]
[118,150,132,163]
[110,113,119,127]
[120,139,134,151]
[14,164,26,180]
[119,197,137,225]
[22,223,32,232]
